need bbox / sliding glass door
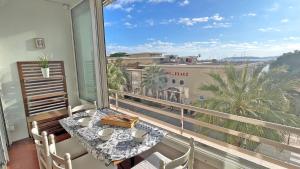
[71,0,97,101]
[72,0,97,102]
[71,0,108,107]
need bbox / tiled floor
[7,133,71,169]
[6,133,142,169]
[7,138,40,169]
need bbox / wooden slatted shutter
[17,61,69,135]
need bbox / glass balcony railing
[109,89,300,169]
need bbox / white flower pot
[41,68,50,78]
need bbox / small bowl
[98,128,114,141]
[77,117,91,127]
[132,129,147,143]
[86,109,97,117]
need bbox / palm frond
[196,63,300,149]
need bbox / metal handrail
[109,89,300,135]
[109,89,300,169]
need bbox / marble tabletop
[59,108,167,163]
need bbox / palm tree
[197,65,300,149]
[142,65,167,98]
[107,62,126,91]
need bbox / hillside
[222,56,277,62]
[271,50,300,71]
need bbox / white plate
[98,128,114,141]
[77,117,92,127]
[86,109,97,116]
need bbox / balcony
[109,89,300,169]
[1,0,300,169]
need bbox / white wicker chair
[67,101,97,117]
[133,138,195,169]
[31,122,50,169]
[31,121,87,160]
[44,101,97,161]
[48,134,116,169]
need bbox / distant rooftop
[127,52,163,57]
[139,62,264,69]
[108,52,164,60]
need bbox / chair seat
[56,137,87,159]
[132,152,182,169]
[72,154,116,169]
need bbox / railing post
[93,101,97,109]
[116,92,119,110]
[181,108,184,134]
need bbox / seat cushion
[131,160,159,169]
[72,154,116,169]
[56,137,87,159]
[133,152,173,169]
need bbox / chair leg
[35,146,43,169]
[130,157,135,167]
[119,163,125,169]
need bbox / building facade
[108,52,169,67]
[127,63,263,105]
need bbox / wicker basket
[100,114,139,128]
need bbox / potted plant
[39,55,49,78]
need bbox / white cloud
[124,22,137,28]
[106,0,141,12]
[179,0,189,6]
[210,13,224,21]
[124,22,131,26]
[248,13,257,16]
[107,3,122,9]
[148,0,175,3]
[203,22,231,29]
[124,6,134,12]
[280,19,289,23]
[147,38,156,41]
[127,14,132,19]
[283,36,300,41]
[258,27,280,32]
[267,2,280,11]
[178,17,209,26]
[146,19,155,26]
[104,22,113,27]
[160,18,176,24]
[107,0,179,11]
[107,40,300,58]
[176,13,224,26]
[243,12,256,17]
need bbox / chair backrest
[48,134,73,169]
[31,121,51,169]
[160,138,195,169]
[68,101,97,117]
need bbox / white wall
[0,0,80,143]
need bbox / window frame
[71,0,109,107]
[172,79,176,84]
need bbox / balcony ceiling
[0,0,113,8]
[44,0,83,6]
[0,0,7,7]
[44,0,113,6]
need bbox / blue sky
[103,0,300,59]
